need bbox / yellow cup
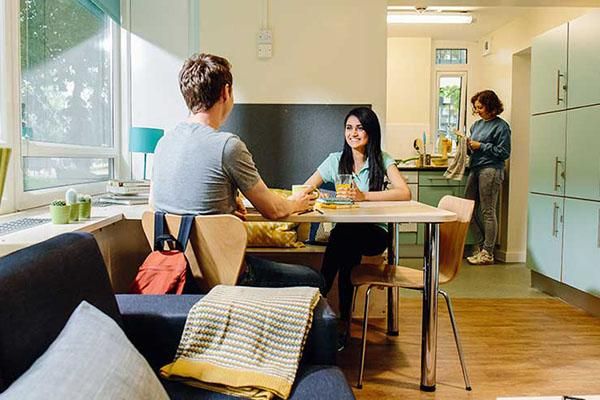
[291,184,320,198]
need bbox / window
[435,72,467,144]
[435,48,467,65]
[19,0,116,197]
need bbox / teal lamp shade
[129,127,164,179]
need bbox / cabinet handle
[556,70,565,105]
[552,202,559,237]
[553,157,563,191]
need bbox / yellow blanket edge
[161,357,292,399]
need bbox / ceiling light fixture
[387,7,473,24]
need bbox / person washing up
[464,90,511,265]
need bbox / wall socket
[257,43,272,59]
[257,29,272,44]
[257,29,273,58]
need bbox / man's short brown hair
[179,53,232,113]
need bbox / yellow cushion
[244,189,305,248]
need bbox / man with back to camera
[150,52,323,288]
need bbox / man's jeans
[240,255,324,291]
[464,167,504,255]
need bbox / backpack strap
[175,214,195,252]
[153,211,177,251]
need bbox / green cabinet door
[568,11,600,108]
[565,106,600,201]
[529,112,566,196]
[531,23,568,114]
[417,185,463,245]
[562,198,600,297]
[527,193,563,281]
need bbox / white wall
[198,0,387,124]
[386,37,431,159]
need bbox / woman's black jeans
[321,223,387,321]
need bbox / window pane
[23,157,113,191]
[437,76,462,134]
[20,0,113,147]
[435,49,467,65]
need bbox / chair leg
[357,285,373,389]
[352,286,358,313]
[439,289,472,391]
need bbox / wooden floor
[338,298,600,400]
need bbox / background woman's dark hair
[471,90,504,116]
[179,53,233,113]
[338,107,385,191]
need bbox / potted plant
[49,200,70,224]
[65,188,79,222]
[78,194,92,220]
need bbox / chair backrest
[141,211,247,293]
[437,195,475,284]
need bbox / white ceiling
[387,1,600,41]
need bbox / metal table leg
[386,223,400,336]
[420,222,440,391]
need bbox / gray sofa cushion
[0,232,121,392]
[1,301,168,400]
[160,365,355,400]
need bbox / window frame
[9,0,122,211]
[434,70,468,143]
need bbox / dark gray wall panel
[222,104,370,189]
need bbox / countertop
[396,165,449,171]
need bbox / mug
[291,184,320,198]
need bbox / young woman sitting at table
[303,107,411,349]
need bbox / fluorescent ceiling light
[387,13,473,24]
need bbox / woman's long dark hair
[338,107,385,191]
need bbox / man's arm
[243,178,313,220]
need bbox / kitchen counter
[396,165,448,171]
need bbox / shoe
[467,249,494,265]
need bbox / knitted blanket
[160,285,321,400]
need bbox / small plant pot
[68,203,80,222]
[50,205,71,224]
[78,201,91,220]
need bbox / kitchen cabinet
[531,23,568,115]
[417,183,464,245]
[529,112,566,196]
[527,194,563,282]
[562,198,600,295]
[565,106,600,201]
[528,10,600,301]
[567,11,600,109]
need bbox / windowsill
[0,203,150,257]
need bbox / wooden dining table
[246,200,456,391]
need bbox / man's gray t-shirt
[151,122,261,215]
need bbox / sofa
[0,232,355,399]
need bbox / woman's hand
[337,186,366,202]
[233,195,247,220]
[467,138,481,151]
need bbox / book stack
[98,180,150,205]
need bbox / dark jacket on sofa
[0,232,354,399]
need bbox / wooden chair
[141,211,247,293]
[350,195,474,390]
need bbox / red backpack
[130,212,198,294]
